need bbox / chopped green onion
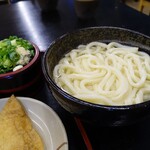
[0,36,35,74]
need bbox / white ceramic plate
[0,97,68,150]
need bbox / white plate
[0,97,68,150]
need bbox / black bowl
[0,43,42,97]
[42,27,150,126]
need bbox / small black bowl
[42,26,150,126]
[0,43,42,97]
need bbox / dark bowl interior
[0,43,43,97]
[42,27,150,126]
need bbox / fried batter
[0,95,44,150]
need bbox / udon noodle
[53,42,150,106]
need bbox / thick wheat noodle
[53,42,150,106]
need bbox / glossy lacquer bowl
[0,43,42,97]
[42,27,150,126]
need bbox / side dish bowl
[42,27,150,126]
[0,42,42,97]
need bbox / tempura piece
[0,95,44,150]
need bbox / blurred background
[125,0,150,15]
[0,0,150,16]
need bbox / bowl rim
[0,42,40,78]
[42,26,150,111]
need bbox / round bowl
[42,26,150,126]
[0,43,42,97]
